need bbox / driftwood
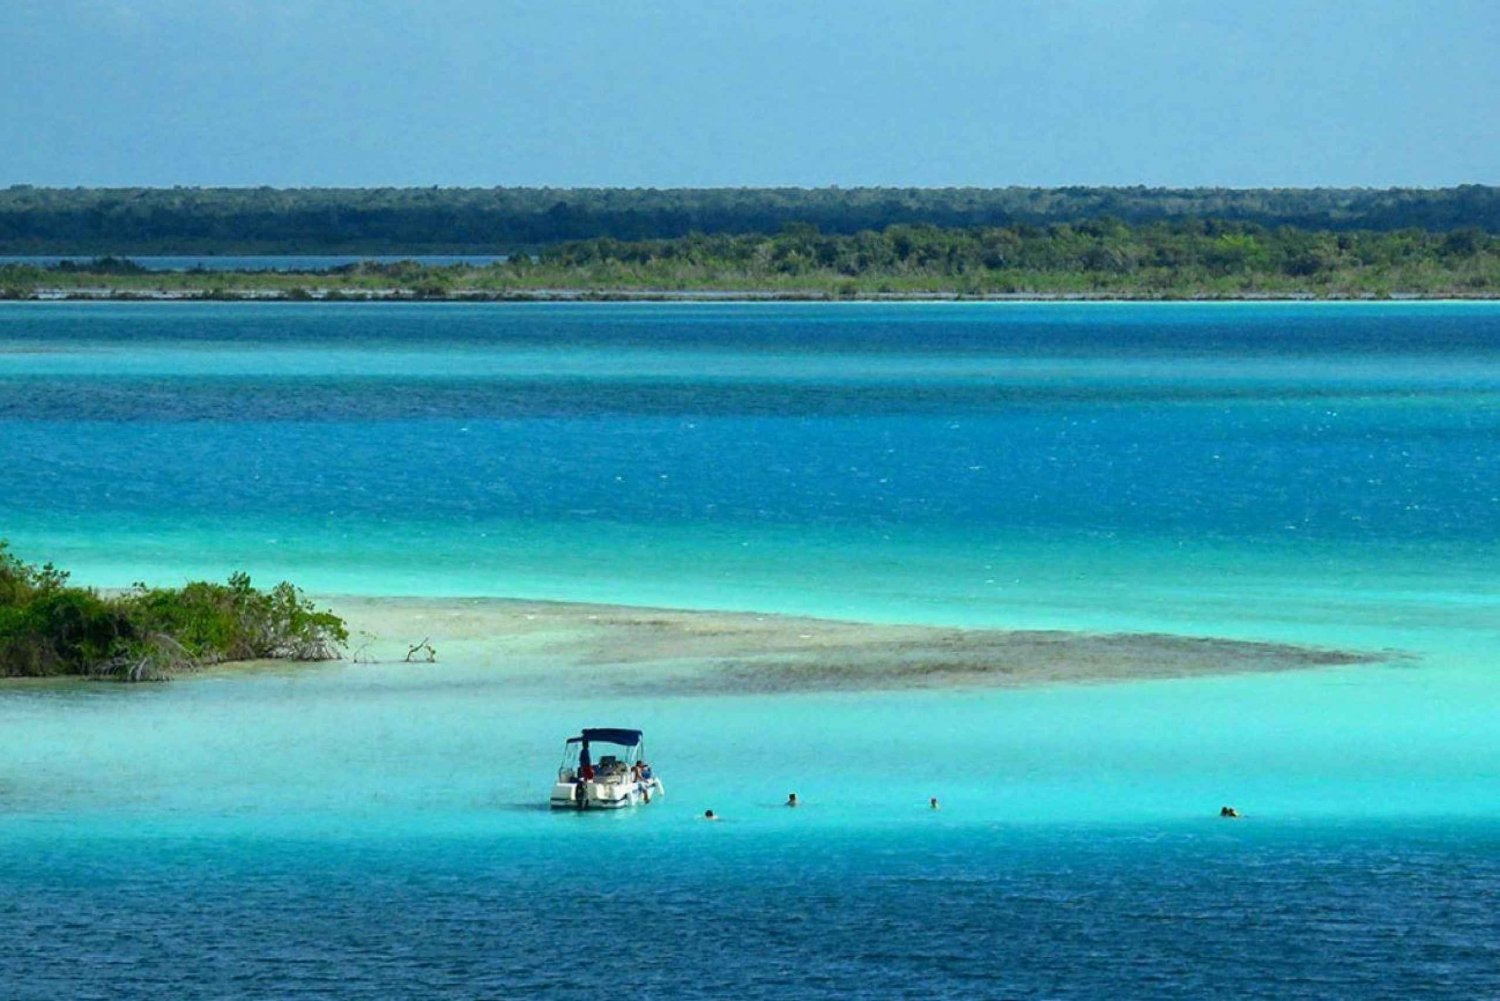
[403,638,438,663]
[349,633,377,664]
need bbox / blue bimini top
[566,728,643,747]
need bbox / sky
[1,0,1496,188]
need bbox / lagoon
[1,302,1498,997]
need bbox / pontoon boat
[549,728,664,810]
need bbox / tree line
[0,185,1496,253]
[4,220,1494,298]
[533,219,1496,282]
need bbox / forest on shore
[1,185,1496,254]
[3,217,1496,299]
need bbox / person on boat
[578,746,595,782]
[633,761,654,802]
[786,793,798,807]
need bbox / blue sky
[2,0,1495,187]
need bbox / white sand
[324,595,1388,694]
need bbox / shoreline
[316,594,1393,695]
[10,288,1500,303]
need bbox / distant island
[2,220,1494,301]
[0,542,346,682]
[3,185,1494,301]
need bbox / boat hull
[550,777,664,810]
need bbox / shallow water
[1,302,1498,997]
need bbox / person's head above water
[930,797,940,810]
[704,809,717,820]
[786,793,798,806]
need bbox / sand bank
[327,595,1391,695]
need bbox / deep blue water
[3,302,1498,561]
[2,302,1498,998]
[4,823,1498,1001]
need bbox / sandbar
[328,595,1392,695]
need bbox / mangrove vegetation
[0,542,347,682]
[3,218,1496,300]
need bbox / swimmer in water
[930,797,940,811]
[704,809,718,821]
[786,793,798,807]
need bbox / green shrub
[0,542,346,682]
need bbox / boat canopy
[565,728,643,747]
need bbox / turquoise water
[2,302,1498,997]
